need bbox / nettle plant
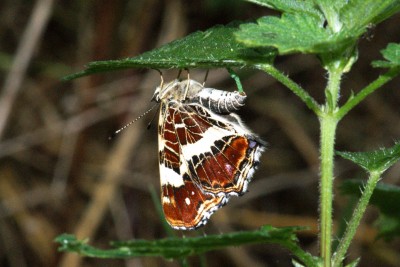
[56,1,400,266]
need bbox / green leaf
[243,0,323,18]
[375,215,400,241]
[55,226,319,266]
[292,259,306,267]
[63,23,276,80]
[236,13,354,55]
[340,0,400,35]
[314,0,347,32]
[336,142,400,173]
[237,1,400,57]
[314,0,347,11]
[372,43,400,68]
[345,258,360,267]
[341,180,400,240]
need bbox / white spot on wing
[162,196,171,204]
[185,197,191,205]
[160,165,185,187]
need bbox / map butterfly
[152,78,265,230]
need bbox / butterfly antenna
[109,103,159,140]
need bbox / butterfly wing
[158,101,227,230]
[173,103,265,197]
[158,88,264,230]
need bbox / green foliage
[335,42,400,120]
[236,13,353,54]
[336,142,400,173]
[332,141,400,266]
[372,43,400,68]
[341,180,400,240]
[376,215,400,241]
[63,23,276,80]
[345,258,360,267]
[237,0,400,58]
[340,0,400,33]
[244,0,323,18]
[55,226,318,266]
[332,142,400,266]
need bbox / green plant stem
[319,65,342,267]
[332,171,381,267]
[337,67,400,120]
[319,114,338,267]
[324,65,342,112]
[258,64,322,116]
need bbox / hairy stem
[332,171,381,267]
[337,67,400,120]
[319,115,338,267]
[258,64,321,115]
[319,65,342,267]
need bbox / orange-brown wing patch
[161,174,227,230]
[188,136,257,195]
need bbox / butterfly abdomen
[190,88,246,114]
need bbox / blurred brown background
[1,0,400,266]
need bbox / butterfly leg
[182,70,190,100]
[227,68,244,93]
[155,69,164,89]
[202,70,209,86]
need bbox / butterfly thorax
[153,79,203,103]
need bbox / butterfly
[152,78,265,230]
